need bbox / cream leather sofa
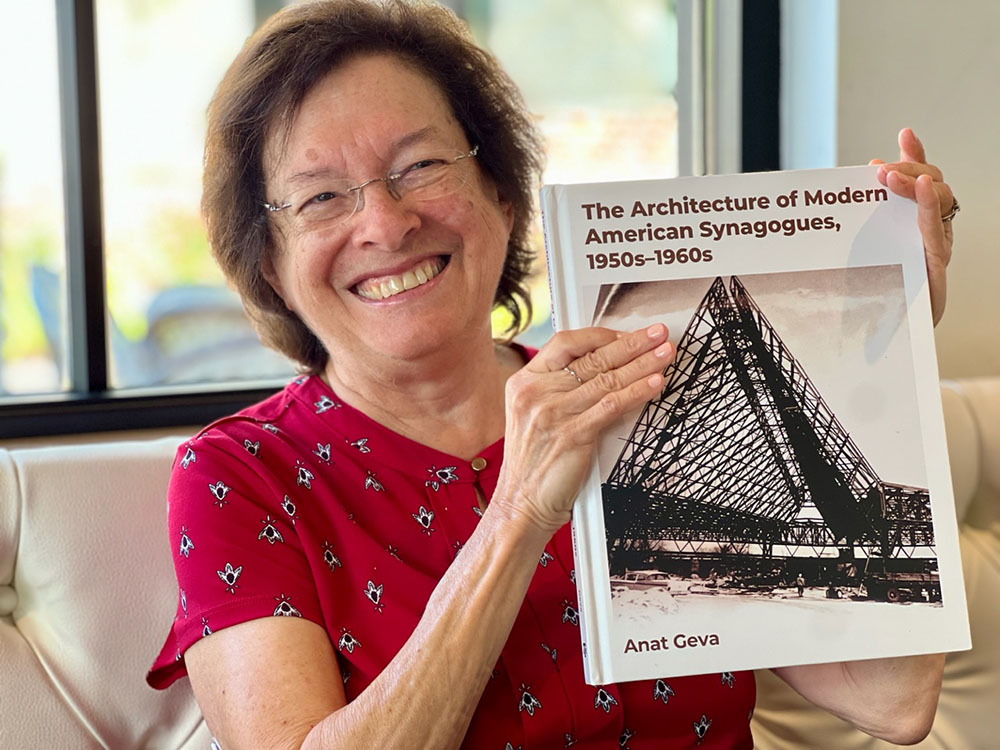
[753,377,1000,749]
[0,436,211,749]
[0,378,997,748]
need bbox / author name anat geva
[624,633,721,653]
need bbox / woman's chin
[344,317,473,364]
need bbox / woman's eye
[407,158,445,172]
[299,191,345,212]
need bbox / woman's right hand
[494,323,673,536]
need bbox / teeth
[356,258,444,300]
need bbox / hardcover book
[539,166,971,685]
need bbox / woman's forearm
[303,496,552,750]
[773,652,945,745]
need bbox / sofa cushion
[0,438,211,749]
[752,377,999,748]
[956,378,1000,535]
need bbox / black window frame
[0,0,779,440]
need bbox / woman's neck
[321,336,524,459]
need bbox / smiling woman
[145,3,757,748]
[261,54,516,375]
[199,1,544,376]
[145,2,949,749]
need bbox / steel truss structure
[603,276,936,573]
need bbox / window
[1,0,773,438]
[1,1,292,437]
[469,0,679,346]
[0,2,67,396]
[96,1,295,389]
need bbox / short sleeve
[147,428,324,688]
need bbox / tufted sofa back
[0,436,210,749]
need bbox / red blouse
[148,373,755,748]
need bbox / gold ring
[563,366,583,385]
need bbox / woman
[148,1,956,747]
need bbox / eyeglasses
[263,145,479,230]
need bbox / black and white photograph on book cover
[591,266,942,634]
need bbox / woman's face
[262,53,514,371]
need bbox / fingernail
[647,323,665,339]
[655,342,672,358]
[647,374,663,388]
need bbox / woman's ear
[491,182,515,234]
[261,254,292,311]
[500,194,515,234]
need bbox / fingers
[882,169,954,212]
[569,334,672,404]
[562,326,673,432]
[528,327,623,373]
[531,324,669,379]
[875,129,954,216]
[526,323,673,435]
[877,160,944,184]
[571,350,669,436]
[569,323,669,383]
[915,175,950,264]
[898,127,926,164]
[876,162,954,218]
[870,128,953,326]
[915,174,950,325]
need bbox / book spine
[540,184,608,684]
[569,518,594,682]
[570,470,612,685]
[539,186,565,333]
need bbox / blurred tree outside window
[0,1,67,395]
[470,0,678,345]
[96,0,295,388]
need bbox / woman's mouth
[354,257,446,300]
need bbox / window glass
[12,0,676,397]
[0,1,67,395]
[93,0,677,386]
[472,0,678,345]
[95,0,297,388]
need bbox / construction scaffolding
[602,276,937,599]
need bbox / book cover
[539,166,971,685]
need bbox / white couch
[753,378,1000,749]
[1,378,997,748]
[0,436,211,749]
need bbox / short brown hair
[202,0,544,372]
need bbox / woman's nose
[350,179,420,249]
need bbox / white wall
[836,1,1000,378]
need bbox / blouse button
[470,456,487,471]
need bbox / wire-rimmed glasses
[263,145,479,231]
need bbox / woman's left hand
[872,127,956,325]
